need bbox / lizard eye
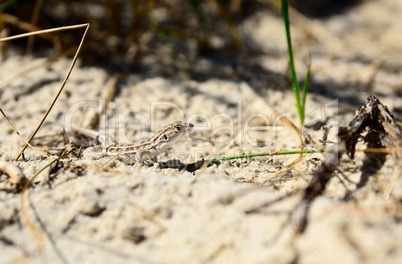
[175,126,181,131]
[163,134,168,140]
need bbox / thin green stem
[281,0,303,127]
[182,149,330,170]
[213,149,329,162]
[302,51,312,120]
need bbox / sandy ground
[1,0,402,263]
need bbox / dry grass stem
[0,108,53,159]
[25,0,44,57]
[20,160,57,250]
[12,23,90,161]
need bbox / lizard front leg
[135,150,157,167]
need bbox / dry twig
[0,161,26,185]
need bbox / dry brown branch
[296,95,402,233]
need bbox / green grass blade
[281,0,303,127]
[301,51,312,122]
[0,0,19,11]
[182,149,330,170]
[213,149,329,162]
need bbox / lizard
[67,121,194,165]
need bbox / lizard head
[159,121,194,144]
[170,121,194,133]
